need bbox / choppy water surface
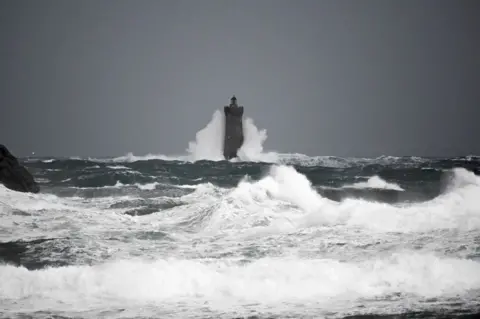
[1,155,480,318]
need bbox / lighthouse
[223,95,244,160]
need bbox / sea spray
[186,109,278,162]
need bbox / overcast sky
[1,0,479,158]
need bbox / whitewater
[1,110,480,319]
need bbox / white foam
[70,181,160,190]
[346,176,404,191]
[107,165,131,170]
[135,182,159,190]
[0,184,137,242]
[104,152,179,163]
[0,252,478,313]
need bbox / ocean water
[1,111,480,319]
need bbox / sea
[1,110,480,319]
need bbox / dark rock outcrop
[0,144,40,193]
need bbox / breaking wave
[1,252,479,316]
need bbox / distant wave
[344,175,404,191]
[26,153,438,168]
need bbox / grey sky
[1,0,479,158]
